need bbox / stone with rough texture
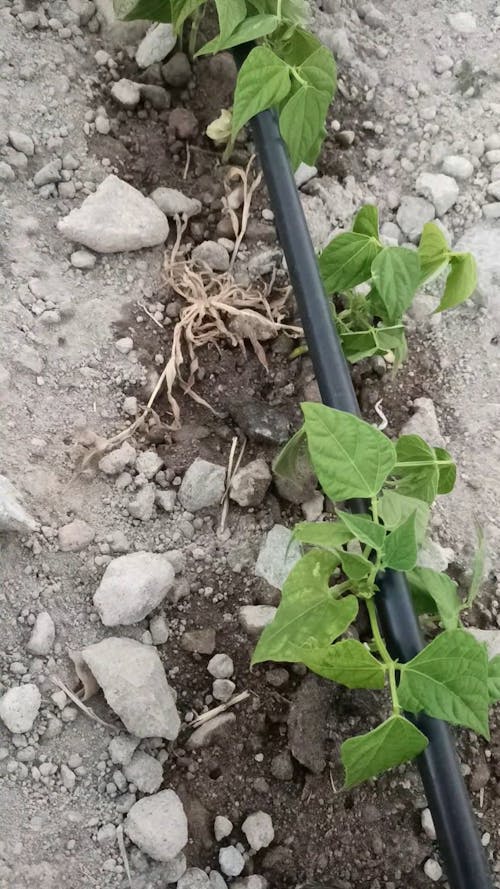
[164,853,188,884]
[209,871,228,889]
[219,847,245,878]
[288,674,330,774]
[58,175,169,253]
[181,629,216,654]
[0,684,41,733]
[136,23,176,68]
[192,241,230,272]
[214,816,233,841]
[401,397,445,446]
[212,679,236,702]
[186,713,236,750]
[161,52,191,87]
[127,484,156,521]
[124,790,187,861]
[81,637,180,739]
[232,879,267,889]
[208,654,233,679]
[255,525,301,590]
[242,811,274,851]
[468,628,500,658]
[396,195,435,242]
[98,442,136,475]
[8,129,34,156]
[229,459,271,507]
[453,223,500,311]
[58,519,95,552]
[294,163,317,188]
[448,11,476,33]
[416,172,459,216]
[27,612,55,655]
[71,249,96,269]
[0,475,37,533]
[111,78,141,109]
[124,750,163,794]
[230,401,291,444]
[442,155,473,180]
[179,459,226,511]
[93,551,175,626]
[150,187,202,218]
[109,734,140,766]
[178,868,209,888]
[135,449,163,479]
[239,605,276,636]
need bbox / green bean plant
[253,404,498,787]
[113,0,336,169]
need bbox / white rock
[242,811,274,851]
[214,815,233,842]
[442,155,473,180]
[212,679,235,702]
[453,222,499,310]
[0,684,41,733]
[150,187,202,218]
[401,397,445,447]
[483,203,500,220]
[229,459,271,507]
[0,474,37,533]
[58,519,95,552]
[209,873,229,889]
[487,181,500,201]
[416,173,459,216]
[448,11,476,33]
[123,396,138,416]
[93,551,175,626]
[70,249,96,269]
[111,78,141,109]
[178,868,210,888]
[115,337,134,355]
[58,175,169,253]
[486,150,500,164]
[124,750,163,793]
[164,854,188,884]
[81,637,180,739]
[238,605,276,636]
[127,484,156,521]
[136,23,176,68]
[179,459,226,511]
[396,196,435,242]
[434,54,453,74]
[208,653,234,679]
[109,733,140,766]
[156,489,177,512]
[485,135,500,151]
[8,129,34,156]
[255,524,301,590]
[187,713,236,750]
[192,241,230,272]
[232,878,267,889]
[219,847,245,878]
[424,858,443,881]
[421,807,437,840]
[135,449,163,479]
[124,789,187,861]
[149,613,169,644]
[417,538,454,573]
[294,163,317,188]
[27,612,55,655]
[98,442,136,475]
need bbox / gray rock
[179,459,226,511]
[288,674,331,773]
[487,181,500,201]
[486,150,500,165]
[109,733,140,766]
[448,11,476,33]
[124,750,163,793]
[186,713,236,750]
[125,789,187,861]
[93,551,175,626]
[416,172,459,216]
[247,248,281,279]
[58,519,95,552]
[238,605,276,636]
[136,23,176,68]
[242,811,274,851]
[229,401,291,444]
[8,129,34,156]
[127,484,156,521]
[401,397,445,447]
[229,459,271,507]
[161,52,192,87]
[483,203,500,220]
[169,107,198,140]
[0,684,41,733]
[421,807,437,841]
[81,637,180,739]
[270,750,294,781]
[150,187,201,218]
[485,135,500,151]
[111,78,141,109]
[212,679,235,703]
[209,873,228,889]
[0,475,37,533]
[150,614,169,644]
[164,853,188,883]
[181,628,216,654]
[417,538,454,572]
[255,525,301,590]
[442,155,473,180]
[135,449,163,479]
[219,847,245,878]
[434,54,454,74]
[192,240,230,272]
[178,868,210,889]
[424,858,443,882]
[294,163,317,188]
[34,159,62,187]
[0,162,15,182]
[70,249,96,269]
[453,222,500,310]
[232,878,267,889]
[27,612,55,655]
[156,489,177,512]
[99,442,136,475]
[208,653,234,679]
[58,175,169,253]
[214,816,233,841]
[139,83,171,110]
[396,195,435,242]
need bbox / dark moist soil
[91,48,500,889]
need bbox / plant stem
[277,0,283,20]
[366,598,401,715]
[370,496,379,524]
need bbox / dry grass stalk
[50,675,117,732]
[189,690,251,729]
[222,154,263,269]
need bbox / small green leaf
[436,253,477,312]
[336,510,385,551]
[378,491,429,545]
[393,435,439,503]
[398,629,490,737]
[487,656,500,704]
[279,84,328,169]
[406,567,461,630]
[382,512,418,571]
[341,715,428,788]
[299,45,336,97]
[418,222,450,282]
[353,205,379,239]
[302,404,397,501]
[275,26,321,65]
[371,247,422,323]
[319,232,382,294]
[340,329,379,363]
[199,14,279,56]
[293,522,353,550]
[114,0,172,21]
[434,446,457,494]
[272,427,317,503]
[214,0,246,40]
[231,46,291,137]
[339,550,372,581]
[303,640,386,689]
[252,550,358,665]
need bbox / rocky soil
[1,1,500,888]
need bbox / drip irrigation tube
[234,46,493,889]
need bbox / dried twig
[116,825,134,889]
[189,690,250,729]
[222,155,263,269]
[137,301,164,330]
[374,399,388,431]
[219,435,247,533]
[183,142,191,180]
[50,675,117,732]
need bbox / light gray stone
[238,605,276,636]
[241,811,274,851]
[8,129,34,156]
[209,872,228,889]
[255,524,301,590]
[127,484,156,521]
[207,653,234,679]
[417,538,454,573]
[109,733,140,766]
[487,181,500,201]
[212,679,236,702]
[135,449,163,479]
[164,853,187,883]
[124,750,163,793]
[156,489,177,512]
[192,240,230,272]
[58,175,169,253]
[442,155,473,180]
[149,614,169,645]
[453,222,500,311]
[34,159,62,187]
[229,459,271,507]
[294,163,317,188]
[111,78,141,109]
[70,249,96,269]
[468,628,500,658]
[27,612,55,655]
[421,807,437,841]
[448,11,476,33]
[0,162,15,182]
[179,459,226,511]
[0,475,37,533]
[186,713,236,750]
[136,23,176,68]
[416,172,459,216]
[58,519,95,552]
[0,684,41,733]
[178,868,210,889]
[124,789,187,861]
[232,878,267,889]
[219,847,245,878]
[401,397,445,447]
[150,187,202,218]
[214,816,233,841]
[81,637,180,739]
[93,551,175,626]
[99,442,136,475]
[396,195,435,242]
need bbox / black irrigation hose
[233,44,493,889]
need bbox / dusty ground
[1,0,500,887]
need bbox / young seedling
[253,404,497,787]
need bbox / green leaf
[272,427,316,503]
[319,233,382,294]
[418,222,450,282]
[406,567,461,630]
[371,247,421,323]
[171,0,203,28]
[382,512,418,571]
[302,404,397,501]
[436,253,477,312]
[293,522,353,550]
[275,26,321,65]
[341,715,428,788]
[340,329,379,363]
[303,639,386,689]
[393,435,440,503]
[336,510,385,551]
[398,629,490,737]
[279,84,329,170]
[214,0,246,40]
[252,550,358,665]
[487,656,500,704]
[353,205,379,239]
[464,526,486,610]
[114,0,172,21]
[339,550,372,581]
[199,14,278,56]
[378,490,429,545]
[231,45,291,137]
[299,45,336,97]
[434,446,457,494]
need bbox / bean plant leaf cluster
[253,404,494,787]
[113,0,336,170]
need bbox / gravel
[124,789,188,861]
[0,684,41,733]
[93,551,175,626]
[27,611,55,655]
[242,811,274,851]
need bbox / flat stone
[288,674,331,774]
[81,637,180,739]
[229,401,291,445]
[58,519,95,552]
[181,629,216,654]
[124,789,187,860]
[70,249,96,269]
[151,187,201,218]
[448,11,476,33]
[93,551,175,626]
[58,175,169,253]
[136,23,176,68]
[401,397,445,447]
[179,459,226,511]
[442,155,473,180]
[0,684,41,733]
[255,525,301,590]
[34,159,62,187]
[468,628,500,658]
[8,129,34,156]
[27,612,55,655]
[186,713,236,749]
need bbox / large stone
[255,525,301,590]
[0,474,37,533]
[229,401,291,444]
[179,459,226,511]
[150,187,202,218]
[242,812,274,851]
[58,175,169,253]
[124,789,187,861]
[136,23,176,68]
[229,459,271,507]
[81,637,180,739]
[0,684,41,733]
[416,172,459,216]
[453,222,500,312]
[93,551,175,626]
